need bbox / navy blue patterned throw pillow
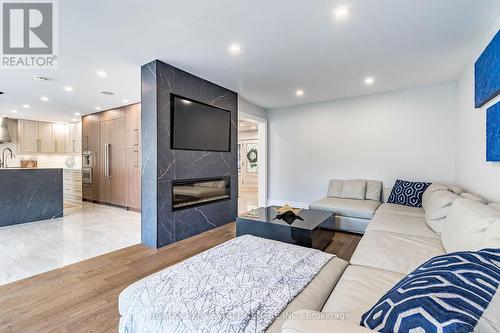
[361,248,500,333]
[387,180,430,207]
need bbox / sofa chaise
[309,179,383,234]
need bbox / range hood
[0,117,12,143]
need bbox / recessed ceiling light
[295,89,304,97]
[22,104,30,108]
[40,96,49,101]
[95,107,102,110]
[364,77,375,85]
[228,43,241,55]
[74,112,80,116]
[122,99,129,104]
[64,86,74,92]
[334,6,350,19]
[97,70,107,77]
[11,109,18,113]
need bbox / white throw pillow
[441,198,500,253]
[422,183,449,211]
[340,180,367,200]
[365,180,383,201]
[460,192,486,203]
[424,190,460,235]
[327,179,343,198]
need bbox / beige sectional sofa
[310,179,383,234]
[280,184,500,332]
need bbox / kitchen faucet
[0,148,15,169]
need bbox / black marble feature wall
[141,60,238,248]
[0,168,63,227]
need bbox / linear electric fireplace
[172,176,231,211]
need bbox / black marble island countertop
[0,168,63,227]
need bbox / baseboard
[266,199,310,209]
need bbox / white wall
[455,18,500,202]
[267,83,457,205]
[238,96,267,119]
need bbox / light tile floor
[0,202,141,286]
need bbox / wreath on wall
[246,148,258,167]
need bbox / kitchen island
[0,168,63,227]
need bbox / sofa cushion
[461,192,486,203]
[365,181,382,201]
[350,230,445,274]
[375,203,424,218]
[490,203,500,211]
[266,257,349,333]
[447,185,464,195]
[360,249,500,333]
[442,198,500,253]
[366,212,439,239]
[327,179,343,197]
[387,180,430,208]
[424,190,460,235]
[322,265,404,324]
[309,197,381,220]
[341,180,367,200]
[422,183,449,211]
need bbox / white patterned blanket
[119,235,334,333]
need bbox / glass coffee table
[236,206,335,250]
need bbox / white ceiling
[0,0,499,122]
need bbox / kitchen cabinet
[126,103,141,149]
[82,114,99,152]
[100,110,126,207]
[53,123,67,153]
[19,120,39,153]
[63,169,82,204]
[82,114,100,202]
[18,120,54,153]
[126,148,141,211]
[66,122,81,154]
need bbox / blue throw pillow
[387,180,430,207]
[361,248,500,333]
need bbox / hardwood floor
[0,223,361,333]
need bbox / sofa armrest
[281,310,374,333]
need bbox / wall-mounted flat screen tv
[171,95,231,152]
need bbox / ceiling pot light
[64,86,74,92]
[228,43,241,55]
[295,89,304,97]
[334,6,350,19]
[364,77,375,85]
[122,99,129,104]
[40,96,49,101]
[97,71,107,77]
[95,107,102,110]
[11,109,18,113]
[22,104,30,108]
[74,112,80,116]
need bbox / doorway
[238,115,267,214]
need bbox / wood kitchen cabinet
[82,114,99,152]
[18,120,54,153]
[126,103,141,149]
[82,114,100,202]
[53,123,67,153]
[100,109,126,207]
[66,122,82,154]
[126,148,141,211]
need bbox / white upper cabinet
[53,123,67,153]
[38,122,54,153]
[17,120,82,154]
[67,121,82,154]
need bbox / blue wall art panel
[475,29,500,108]
[487,101,500,162]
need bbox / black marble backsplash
[141,60,238,248]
